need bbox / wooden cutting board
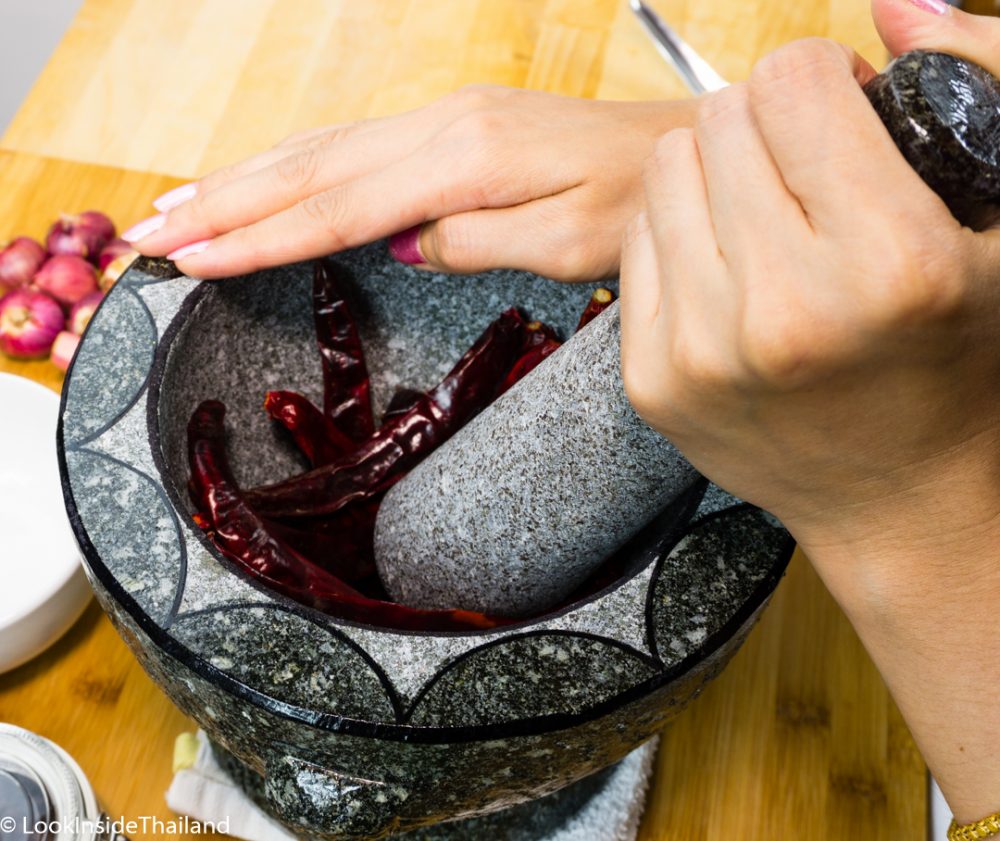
[0,149,925,840]
[1,0,891,180]
[0,0,945,835]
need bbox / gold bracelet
[949,813,1000,841]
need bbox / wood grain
[965,0,1000,14]
[1,0,888,179]
[0,149,924,839]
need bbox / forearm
[796,490,1000,824]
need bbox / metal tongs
[629,0,729,94]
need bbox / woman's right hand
[124,89,695,281]
[619,0,1000,824]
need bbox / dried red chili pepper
[245,308,526,519]
[498,320,562,394]
[264,390,354,467]
[499,339,562,394]
[499,291,615,393]
[314,258,373,442]
[575,287,615,332]
[380,387,425,427]
[245,394,438,519]
[265,508,376,583]
[188,400,506,631]
[189,400,354,592]
[426,307,527,427]
[522,320,560,348]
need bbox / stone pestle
[374,51,1000,618]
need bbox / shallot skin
[0,289,65,359]
[0,237,46,293]
[34,255,99,309]
[100,251,137,291]
[51,330,81,372]
[68,291,105,335]
[46,211,116,261]
[98,237,135,272]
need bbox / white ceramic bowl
[0,373,91,673]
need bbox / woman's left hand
[123,90,695,281]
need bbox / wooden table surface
[0,0,944,838]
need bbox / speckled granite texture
[375,302,701,618]
[59,248,793,840]
[864,50,1000,226]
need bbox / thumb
[871,0,1000,78]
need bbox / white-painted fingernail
[167,240,211,261]
[153,182,197,212]
[121,213,167,243]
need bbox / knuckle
[740,310,821,387]
[751,38,846,95]
[865,232,967,328]
[650,128,696,177]
[544,246,590,281]
[443,108,508,151]
[622,353,665,422]
[429,218,473,268]
[743,336,812,387]
[544,228,608,281]
[198,163,240,193]
[172,193,215,232]
[274,146,323,190]
[298,190,348,250]
[276,127,318,147]
[670,331,733,392]
[305,124,354,151]
[696,84,748,129]
[448,83,503,112]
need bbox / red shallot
[100,252,136,291]
[98,238,135,272]
[45,211,116,262]
[34,255,99,309]
[0,237,46,293]
[68,291,104,335]
[51,330,81,372]
[0,289,65,359]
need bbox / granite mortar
[59,249,794,839]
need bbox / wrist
[780,434,1000,622]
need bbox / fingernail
[153,182,197,212]
[167,240,211,261]
[906,0,949,15]
[388,225,425,265]
[121,213,167,243]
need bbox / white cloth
[166,730,658,841]
[166,731,296,841]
